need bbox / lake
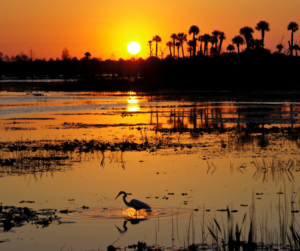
[1,91,300,251]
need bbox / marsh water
[1,90,300,251]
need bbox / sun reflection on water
[122,207,151,219]
[127,95,140,112]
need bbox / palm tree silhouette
[198,36,204,55]
[147,41,153,57]
[84,52,91,60]
[212,30,220,50]
[276,44,283,54]
[187,46,192,59]
[255,21,270,48]
[240,26,254,50]
[210,36,217,57]
[232,35,245,54]
[152,35,162,58]
[175,42,181,58]
[202,34,212,56]
[218,32,226,55]
[177,33,187,58]
[170,34,177,58]
[227,44,235,53]
[287,22,299,56]
[166,41,173,57]
[188,25,200,58]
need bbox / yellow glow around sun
[127,42,141,54]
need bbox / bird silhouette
[115,191,151,214]
[115,218,148,234]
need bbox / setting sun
[127,42,141,54]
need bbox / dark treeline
[0,21,299,91]
[0,52,299,91]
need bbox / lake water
[0,91,300,251]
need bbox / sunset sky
[1,0,300,60]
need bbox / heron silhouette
[115,191,151,215]
[115,218,148,234]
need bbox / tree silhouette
[276,44,283,54]
[152,35,162,58]
[227,44,235,53]
[177,33,187,58]
[218,32,226,55]
[61,48,71,60]
[166,41,173,57]
[187,45,192,59]
[210,36,218,57]
[202,34,212,56]
[198,36,204,55]
[255,21,270,48]
[212,30,220,50]
[147,41,153,57]
[170,34,177,58]
[175,42,181,58]
[84,52,91,60]
[232,35,245,54]
[287,22,299,56]
[188,25,200,58]
[240,26,254,50]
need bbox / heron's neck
[123,194,130,207]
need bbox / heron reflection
[115,218,149,234]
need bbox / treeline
[0,50,299,91]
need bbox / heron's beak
[115,193,120,200]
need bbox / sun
[127,42,141,54]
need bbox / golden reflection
[127,103,140,112]
[127,95,140,111]
[122,207,150,219]
[127,96,139,104]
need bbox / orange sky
[1,0,300,60]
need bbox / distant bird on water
[115,191,151,212]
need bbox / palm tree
[276,44,283,54]
[177,33,187,58]
[187,46,192,59]
[212,30,220,50]
[187,40,194,59]
[227,44,235,53]
[287,22,299,56]
[210,36,217,57]
[170,34,177,58]
[198,36,204,55]
[147,41,153,57]
[202,34,212,56]
[188,25,200,58]
[218,32,226,55]
[84,52,91,59]
[255,21,270,48]
[166,42,173,57]
[240,26,254,50]
[232,35,245,54]
[175,42,181,58]
[152,35,162,58]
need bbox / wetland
[1,90,300,251]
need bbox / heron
[115,191,151,215]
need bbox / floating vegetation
[0,204,63,233]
